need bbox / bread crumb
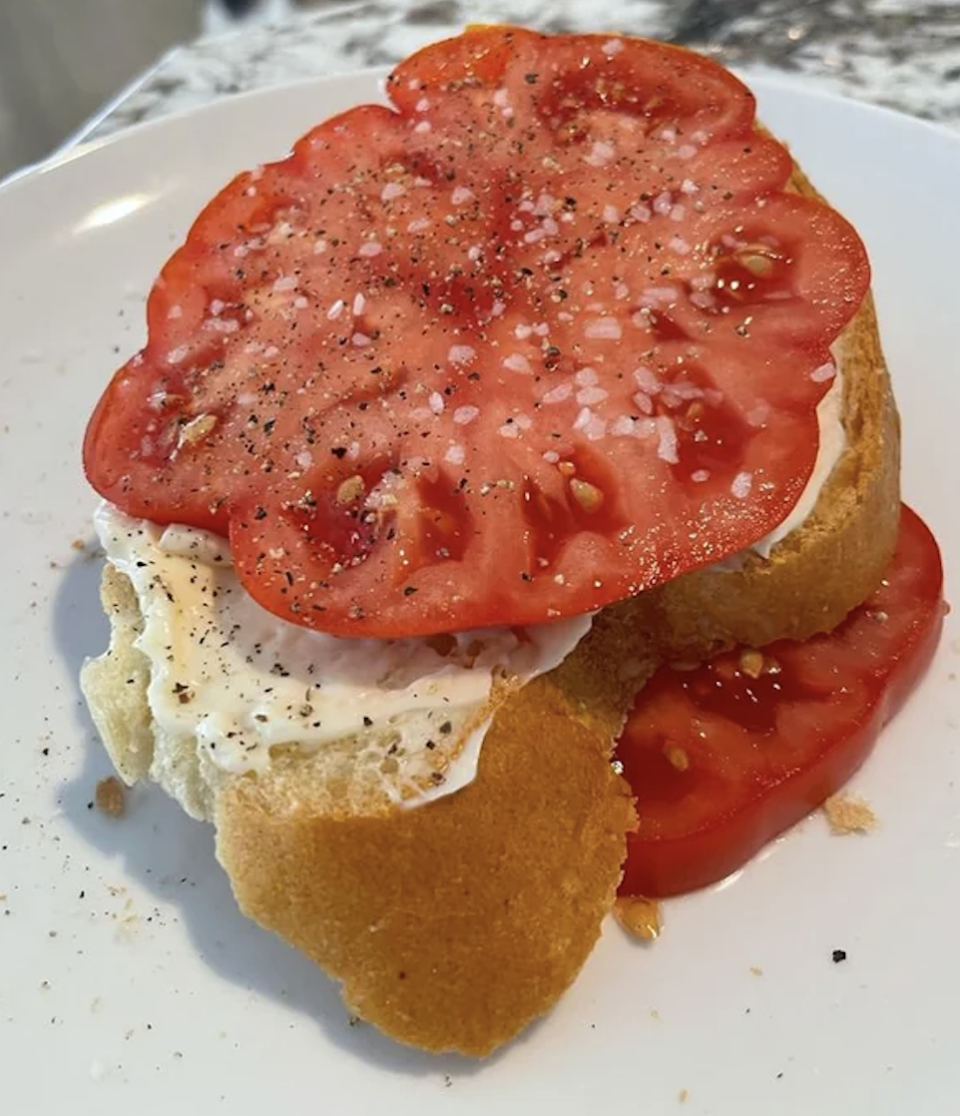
[679,1089,689,1103]
[650,1009,661,1021]
[95,776,126,818]
[824,792,876,834]
[614,896,661,940]
[750,965,764,976]
[71,538,86,551]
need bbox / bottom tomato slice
[617,504,945,898]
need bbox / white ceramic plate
[2,69,959,1116]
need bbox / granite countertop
[83,0,960,144]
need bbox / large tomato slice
[617,505,945,898]
[83,27,869,637]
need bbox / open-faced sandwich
[80,26,945,1056]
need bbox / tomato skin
[617,506,945,898]
[83,26,870,639]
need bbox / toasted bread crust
[645,293,900,658]
[82,149,900,1056]
[217,670,636,1056]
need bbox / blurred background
[0,0,317,178]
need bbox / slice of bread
[80,154,900,1055]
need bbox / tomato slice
[83,27,870,638]
[617,505,945,898]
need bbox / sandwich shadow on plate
[52,547,514,1077]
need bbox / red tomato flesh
[83,27,869,638]
[617,505,945,898]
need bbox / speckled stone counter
[82,0,960,143]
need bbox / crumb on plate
[95,776,125,818]
[614,895,661,940]
[823,792,876,834]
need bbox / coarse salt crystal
[585,318,622,340]
[603,204,621,224]
[453,405,480,425]
[358,242,383,258]
[294,296,309,310]
[515,414,533,430]
[542,382,573,405]
[524,228,547,244]
[678,144,698,160]
[445,443,465,465]
[542,450,560,463]
[416,97,430,112]
[493,88,510,107]
[498,422,520,438]
[352,332,372,347]
[210,299,225,317]
[692,469,710,482]
[639,285,680,309]
[584,416,608,441]
[690,291,716,310]
[669,236,691,255]
[633,365,661,392]
[577,386,609,406]
[327,299,346,320]
[503,353,532,374]
[452,186,475,206]
[414,120,432,134]
[381,182,406,202]
[602,38,624,55]
[575,367,599,387]
[614,282,630,301]
[449,344,476,365]
[296,450,313,469]
[573,406,594,431]
[167,346,190,364]
[653,191,673,216]
[491,300,506,317]
[263,345,280,359]
[629,203,652,223]
[632,391,654,415]
[273,275,297,293]
[731,471,753,498]
[669,204,686,222]
[611,415,636,437]
[313,239,328,255]
[746,401,771,427]
[659,126,677,143]
[467,245,482,261]
[167,305,183,320]
[810,362,837,383]
[429,391,445,414]
[515,323,533,340]
[656,415,679,463]
[352,293,366,316]
[585,140,615,167]
[407,217,431,233]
